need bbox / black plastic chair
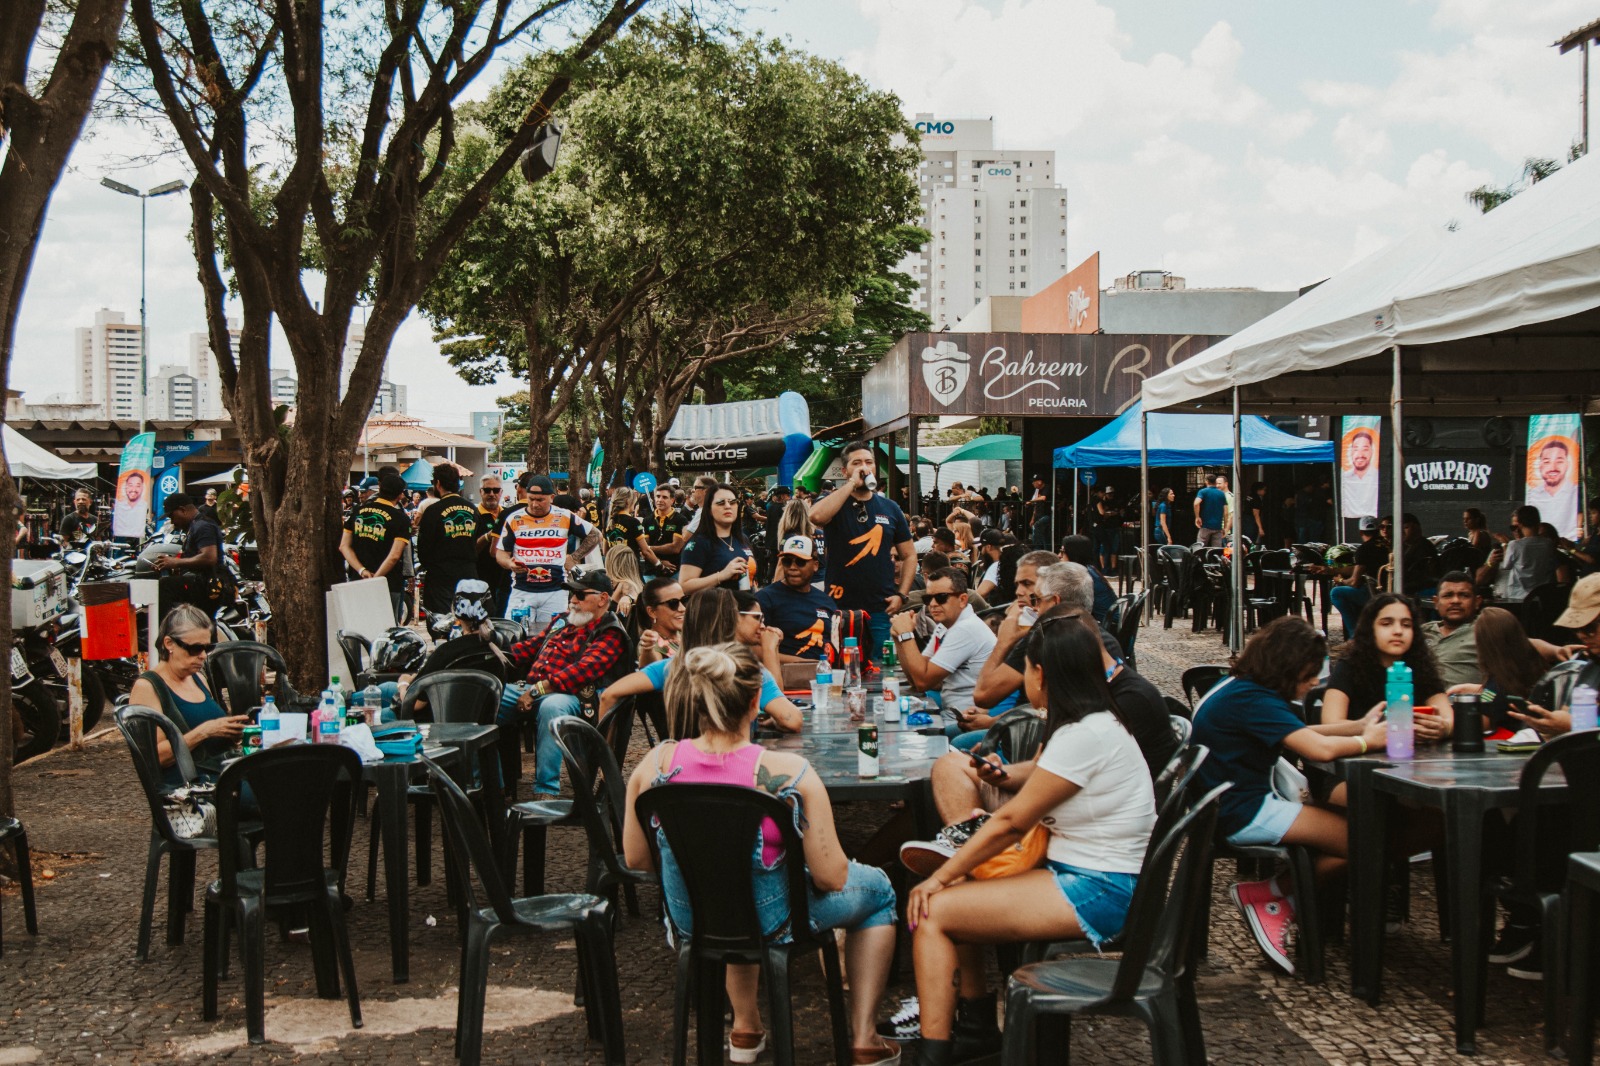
[502,697,636,898]
[1114,590,1149,671]
[489,618,525,648]
[116,705,226,960]
[368,671,504,899]
[972,707,1044,764]
[1156,545,1191,628]
[1521,582,1572,643]
[1201,822,1327,983]
[423,756,625,1066]
[1181,665,1230,711]
[336,630,375,688]
[550,717,653,916]
[636,782,853,1066]
[205,640,305,713]
[202,743,362,1045]
[1566,851,1600,1065]
[1167,712,1193,752]
[1163,694,1192,723]
[1002,784,1228,1066]
[0,816,38,955]
[1487,730,1600,1052]
[1301,684,1329,727]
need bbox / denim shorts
[1045,861,1138,948]
[1226,793,1302,848]
[658,839,896,944]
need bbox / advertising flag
[112,431,156,539]
[1526,414,1582,539]
[1340,416,1382,519]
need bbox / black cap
[978,528,1005,546]
[1031,472,1044,482]
[771,484,791,496]
[564,569,613,596]
[526,474,556,495]
[162,493,194,515]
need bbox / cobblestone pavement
[0,619,1558,1064]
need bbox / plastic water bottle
[315,693,342,744]
[842,638,862,690]
[362,682,385,726]
[258,696,280,747]
[1385,660,1415,758]
[1571,684,1598,732]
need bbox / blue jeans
[1330,584,1370,639]
[495,684,581,795]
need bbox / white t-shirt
[1033,711,1156,873]
[927,605,996,720]
[980,561,1000,588]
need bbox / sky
[13,0,1595,426]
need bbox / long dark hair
[694,484,748,547]
[681,588,738,651]
[1232,616,1327,701]
[993,543,1027,604]
[1473,606,1545,698]
[1023,611,1126,738]
[1340,592,1444,697]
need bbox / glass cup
[810,681,828,713]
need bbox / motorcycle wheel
[14,682,60,762]
[54,663,107,742]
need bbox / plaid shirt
[506,614,626,695]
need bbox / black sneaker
[1487,923,1536,965]
[900,815,990,877]
[1507,940,1543,981]
[876,996,920,1042]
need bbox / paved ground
[0,617,1562,1064]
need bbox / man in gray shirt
[1478,505,1558,602]
[890,566,995,727]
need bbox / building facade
[73,309,144,420]
[907,114,1071,330]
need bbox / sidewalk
[0,619,1555,1064]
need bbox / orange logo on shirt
[846,523,884,567]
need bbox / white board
[326,578,398,695]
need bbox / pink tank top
[661,741,790,866]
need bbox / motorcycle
[11,634,63,763]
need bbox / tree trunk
[257,441,348,691]
[525,384,553,472]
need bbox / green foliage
[1466,155,1563,214]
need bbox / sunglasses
[739,610,765,621]
[651,597,685,611]
[167,634,212,656]
[778,555,810,566]
[926,591,963,606]
[481,488,501,495]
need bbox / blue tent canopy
[400,458,435,491]
[1053,400,1335,469]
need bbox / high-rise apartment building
[74,309,144,420]
[906,114,1071,330]
[184,320,243,418]
[148,364,218,421]
[269,319,407,416]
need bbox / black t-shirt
[59,511,97,546]
[642,508,686,549]
[182,515,226,580]
[1353,537,1388,575]
[606,513,645,549]
[755,580,835,659]
[475,507,508,587]
[819,493,911,611]
[999,628,1125,700]
[680,530,755,590]
[1109,668,1180,779]
[1400,537,1439,595]
[1327,657,1444,720]
[345,499,410,591]
[416,494,480,577]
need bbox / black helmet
[372,627,426,673]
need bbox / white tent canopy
[3,425,97,480]
[1143,149,1600,415]
[189,465,246,487]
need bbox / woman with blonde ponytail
[623,643,901,1066]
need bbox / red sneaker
[1228,879,1279,909]
[1238,896,1296,975]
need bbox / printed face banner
[1340,417,1382,519]
[1526,414,1582,539]
[112,432,156,539]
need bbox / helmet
[1323,544,1355,568]
[372,627,426,673]
[1531,659,1589,718]
[452,579,493,625]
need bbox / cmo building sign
[862,332,1223,434]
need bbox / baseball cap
[1555,574,1600,631]
[1031,472,1044,482]
[1358,516,1379,532]
[526,474,556,495]
[667,477,681,487]
[777,535,815,560]
[978,528,1006,547]
[565,569,614,597]
[359,476,380,491]
[770,484,792,496]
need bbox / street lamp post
[100,178,187,431]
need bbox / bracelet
[1356,736,1368,755]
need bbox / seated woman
[381,579,505,716]
[598,588,802,734]
[635,576,686,666]
[603,541,645,621]
[1192,616,1386,975]
[1321,592,1453,740]
[130,603,249,784]
[1443,605,1546,739]
[622,644,901,1066]
[901,617,1158,1066]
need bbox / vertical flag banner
[112,431,157,539]
[1340,416,1382,519]
[1526,414,1582,539]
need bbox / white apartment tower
[907,114,1070,329]
[184,320,243,418]
[74,308,144,420]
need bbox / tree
[122,0,653,687]
[1466,155,1563,213]
[421,18,921,487]
[0,0,128,813]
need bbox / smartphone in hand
[970,753,1007,779]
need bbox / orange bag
[970,825,1050,880]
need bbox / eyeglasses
[926,591,962,605]
[651,597,685,611]
[167,634,212,656]
[481,488,501,495]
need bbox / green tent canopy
[939,434,1021,465]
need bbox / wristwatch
[895,630,916,643]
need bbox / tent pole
[1331,416,1342,545]
[908,419,920,518]
[1050,467,1058,548]
[1231,387,1245,653]
[1071,469,1078,538]
[1140,407,1150,622]
[1391,344,1404,596]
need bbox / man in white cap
[755,534,836,662]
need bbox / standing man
[680,475,720,535]
[151,493,231,616]
[415,465,481,617]
[809,440,915,661]
[340,471,412,622]
[755,534,836,662]
[198,488,221,525]
[1478,505,1558,602]
[641,484,686,574]
[496,473,602,630]
[1194,473,1228,548]
[473,475,510,617]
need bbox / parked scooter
[10,637,61,763]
